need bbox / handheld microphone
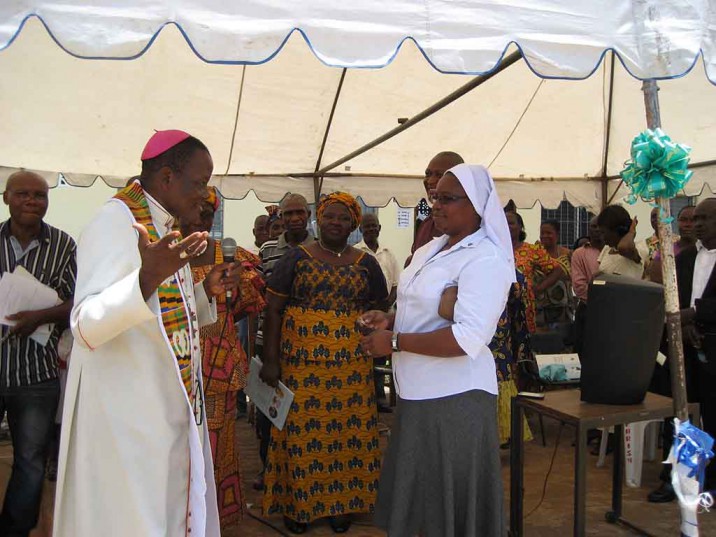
[220,238,238,300]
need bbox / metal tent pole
[313,68,347,207]
[600,52,616,210]
[641,79,689,422]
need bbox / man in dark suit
[648,198,716,502]
[682,198,716,490]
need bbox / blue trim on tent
[0,13,712,85]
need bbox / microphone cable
[194,252,293,535]
[203,298,232,397]
[525,422,564,520]
[245,508,291,536]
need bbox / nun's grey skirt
[375,389,504,537]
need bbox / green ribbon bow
[620,128,693,208]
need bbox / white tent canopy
[1,3,715,210]
[3,1,714,77]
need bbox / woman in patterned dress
[260,192,388,534]
[505,211,565,333]
[534,219,573,328]
[182,187,266,533]
[489,271,534,445]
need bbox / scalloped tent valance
[3,2,715,79]
[1,3,715,211]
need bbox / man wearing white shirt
[250,214,270,255]
[649,197,716,502]
[356,213,399,412]
[682,198,716,492]
[356,214,399,306]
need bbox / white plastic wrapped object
[57,329,73,365]
[55,329,73,423]
[667,418,714,537]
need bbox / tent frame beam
[288,172,606,181]
[315,50,523,177]
[600,52,616,209]
[313,68,347,206]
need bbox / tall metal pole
[642,80,689,422]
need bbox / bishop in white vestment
[54,131,237,537]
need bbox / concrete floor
[1,413,714,536]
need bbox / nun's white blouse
[392,228,512,401]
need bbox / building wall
[222,192,269,251]
[373,202,414,269]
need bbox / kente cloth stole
[114,182,194,400]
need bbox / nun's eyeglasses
[429,193,468,205]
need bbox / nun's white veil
[447,164,516,283]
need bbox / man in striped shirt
[252,193,314,490]
[258,194,315,281]
[0,171,76,536]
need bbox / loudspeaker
[580,273,664,405]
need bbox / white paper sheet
[396,208,412,228]
[0,266,60,346]
[245,356,294,431]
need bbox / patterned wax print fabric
[534,247,573,328]
[190,243,265,530]
[644,234,680,275]
[513,242,559,333]
[263,246,388,523]
[645,234,659,264]
[191,243,265,394]
[489,272,533,444]
[114,182,196,398]
[231,244,267,317]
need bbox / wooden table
[509,389,700,537]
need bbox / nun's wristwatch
[391,332,401,352]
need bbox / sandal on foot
[329,515,352,533]
[283,516,308,534]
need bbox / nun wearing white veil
[359,164,514,537]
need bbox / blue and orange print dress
[490,271,533,444]
[262,245,388,523]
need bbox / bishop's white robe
[53,194,220,537]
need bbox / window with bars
[209,196,224,240]
[540,200,594,248]
[669,196,697,233]
[539,197,695,248]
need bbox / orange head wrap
[317,191,362,231]
[205,186,220,211]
